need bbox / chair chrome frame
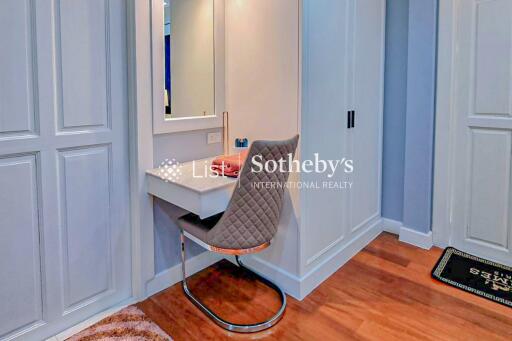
[180,229,287,333]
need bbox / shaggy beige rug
[67,306,172,341]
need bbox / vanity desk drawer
[146,158,237,218]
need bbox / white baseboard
[51,218,435,340]
[236,255,302,300]
[48,298,136,341]
[233,219,382,301]
[381,218,402,235]
[381,218,434,250]
[298,219,382,299]
[48,252,220,341]
[146,251,223,297]
[399,225,433,250]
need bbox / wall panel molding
[54,0,111,133]
[57,144,114,312]
[0,153,44,338]
[0,0,40,140]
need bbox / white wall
[169,0,215,117]
[225,0,301,279]
[154,0,301,280]
[225,0,300,143]
[153,129,223,273]
[151,0,384,302]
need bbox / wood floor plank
[336,261,509,340]
[137,233,512,341]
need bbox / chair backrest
[207,135,300,250]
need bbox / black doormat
[432,247,512,308]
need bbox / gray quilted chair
[177,135,299,333]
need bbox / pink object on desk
[211,150,249,177]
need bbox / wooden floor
[137,233,512,340]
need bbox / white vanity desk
[146,157,237,218]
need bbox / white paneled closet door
[301,0,351,266]
[347,0,385,236]
[301,0,384,268]
[0,1,131,340]
[450,0,512,266]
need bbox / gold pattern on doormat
[432,248,512,307]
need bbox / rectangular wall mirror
[164,0,214,118]
[153,0,224,134]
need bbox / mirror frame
[151,0,225,134]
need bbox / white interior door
[0,1,131,340]
[450,0,512,266]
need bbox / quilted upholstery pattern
[205,135,299,249]
[175,135,298,250]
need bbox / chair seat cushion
[177,212,223,244]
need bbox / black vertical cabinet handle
[347,111,351,129]
[351,110,355,128]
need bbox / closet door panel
[349,0,385,232]
[58,146,112,310]
[0,155,43,338]
[58,0,109,131]
[0,1,131,339]
[0,0,37,138]
[302,0,351,265]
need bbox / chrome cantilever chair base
[180,230,287,333]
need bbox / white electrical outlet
[207,132,222,144]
